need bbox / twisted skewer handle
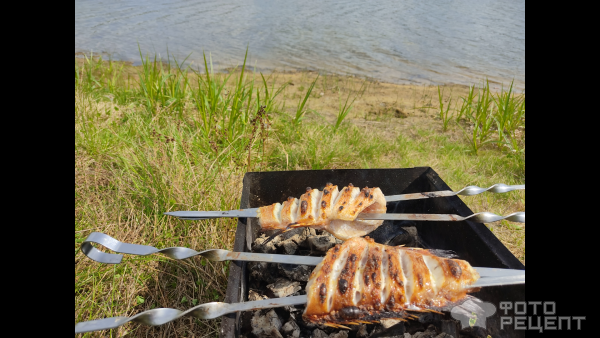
[455,184,525,196]
[385,184,524,202]
[80,232,321,265]
[464,211,525,223]
[75,270,525,333]
[358,212,524,223]
[80,232,217,264]
[75,296,307,333]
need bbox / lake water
[75,0,525,90]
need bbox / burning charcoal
[458,326,488,338]
[283,305,302,314]
[439,320,458,338]
[370,323,405,338]
[278,264,312,282]
[416,312,441,324]
[249,261,279,284]
[273,307,292,324]
[282,307,298,322]
[405,321,425,335]
[307,235,336,254]
[367,326,382,337]
[251,309,283,338]
[433,333,453,338]
[280,239,299,255]
[282,320,301,338]
[300,227,317,247]
[278,227,307,243]
[297,315,318,330]
[312,328,329,338]
[248,289,268,301]
[328,330,348,338]
[366,221,417,247]
[254,234,280,253]
[356,325,369,338]
[304,228,318,242]
[378,318,406,336]
[411,325,439,338]
[266,279,302,298]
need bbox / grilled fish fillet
[257,183,387,240]
[303,237,480,325]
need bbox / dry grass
[75,150,245,337]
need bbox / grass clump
[437,86,453,132]
[434,79,525,171]
[75,52,524,337]
[292,74,319,126]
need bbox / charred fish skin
[256,203,283,230]
[302,237,480,325]
[257,183,387,239]
[280,197,300,229]
[314,183,339,227]
[297,187,323,226]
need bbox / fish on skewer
[258,183,387,240]
[165,182,525,240]
[76,234,523,333]
[303,236,480,326]
[81,232,525,281]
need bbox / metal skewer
[74,295,308,333]
[358,212,524,223]
[75,274,524,334]
[80,233,525,278]
[80,232,322,265]
[165,210,524,223]
[384,183,524,202]
[76,233,525,333]
[163,183,524,221]
[76,184,524,333]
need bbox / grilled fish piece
[257,183,387,240]
[303,237,480,325]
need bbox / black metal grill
[222,167,525,338]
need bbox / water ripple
[75,0,525,89]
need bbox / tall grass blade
[293,74,319,126]
[437,86,453,132]
[334,79,366,132]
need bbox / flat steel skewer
[80,232,525,278]
[75,275,524,334]
[164,183,524,221]
[384,183,524,202]
[76,232,525,333]
[165,210,525,223]
[76,183,524,333]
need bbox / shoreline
[74,55,521,129]
[75,52,525,93]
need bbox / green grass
[75,52,524,337]
[333,79,367,132]
[437,85,453,132]
[292,75,318,127]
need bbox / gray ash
[243,226,483,338]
